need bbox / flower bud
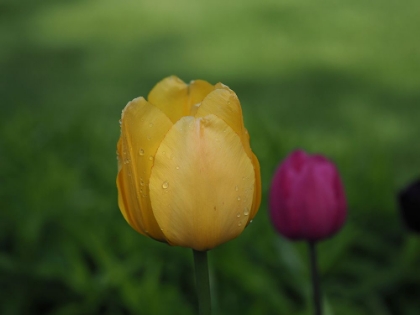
[269,150,347,241]
[398,178,420,233]
[116,76,261,251]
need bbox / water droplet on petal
[235,185,239,191]
[250,220,253,223]
[139,148,145,156]
[162,181,169,189]
[149,156,153,161]
[236,213,240,218]
[244,207,249,216]
[237,197,241,201]
[176,166,180,170]
[238,222,242,227]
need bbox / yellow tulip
[116,76,261,251]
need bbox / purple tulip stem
[193,250,211,315]
[308,242,322,315]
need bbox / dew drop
[176,166,180,170]
[238,222,242,227]
[149,156,153,161]
[119,119,122,125]
[237,197,241,201]
[244,207,250,216]
[162,181,169,189]
[139,148,145,156]
[235,185,239,191]
[236,213,240,218]
[250,220,253,223]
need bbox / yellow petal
[149,115,255,251]
[188,80,215,108]
[117,97,173,241]
[195,87,261,221]
[248,152,261,223]
[148,76,214,123]
[195,87,244,138]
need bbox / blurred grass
[1,0,420,314]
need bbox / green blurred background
[1,0,420,314]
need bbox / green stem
[308,242,322,315]
[193,250,211,315]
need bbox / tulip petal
[149,115,255,251]
[195,87,244,139]
[248,152,261,224]
[189,80,215,108]
[148,76,214,123]
[117,97,173,241]
[196,88,261,221]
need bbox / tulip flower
[398,178,420,233]
[269,149,347,241]
[117,76,261,250]
[116,76,261,314]
[269,149,347,315]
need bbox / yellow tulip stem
[193,249,211,315]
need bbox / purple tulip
[269,150,347,242]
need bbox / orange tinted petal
[117,97,173,241]
[149,115,255,251]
